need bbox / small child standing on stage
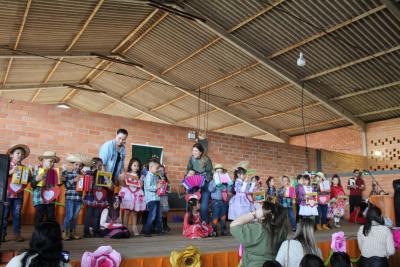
[266,176,277,202]
[83,157,108,238]
[208,164,232,236]
[183,195,213,239]
[298,174,319,218]
[158,165,171,233]
[315,172,331,231]
[119,158,146,236]
[228,167,254,220]
[2,144,31,242]
[31,151,61,228]
[62,154,87,240]
[278,175,297,232]
[329,174,346,228]
[143,158,162,237]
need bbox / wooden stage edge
[2,221,400,267]
[1,222,360,261]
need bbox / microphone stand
[363,170,388,196]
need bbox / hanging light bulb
[297,52,306,67]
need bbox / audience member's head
[299,254,324,267]
[262,260,282,267]
[330,252,351,267]
[261,201,288,254]
[363,204,384,236]
[293,217,320,256]
[22,220,65,266]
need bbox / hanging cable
[301,81,310,170]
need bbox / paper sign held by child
[95,171,112,188]
[11,166,31,185]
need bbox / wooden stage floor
[0,222,360,261]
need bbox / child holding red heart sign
[1,144,31,242]
[31,151,61,228]
[83,157,108,238]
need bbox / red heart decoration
[8,183,25,194]
[41,187,60,204]
[94,189,106,201]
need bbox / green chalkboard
[132,144,163,165]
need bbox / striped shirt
[144,172,160,204]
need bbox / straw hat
[237,161,249,170]
[38,151,60,163]
[66,153,93,166]
[6,144,30,158]
[66,154,83,164]
[214,164,226,171]
[316,171,326,180]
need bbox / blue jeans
[211,200,227,232]
[63,200,82,231]
[144,201,161,234]
[200,182,211,223]
[2,198,23,236]
[316,204,328,225]
[287,207,296,230]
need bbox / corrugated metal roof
[125,15,216,73]
[1,0,399,142]
[1,89,36,102]
[335,84,400,115]
[102,102,142,119]
[72,2,156,52]
[0,1,26,46]
[69,91,112,112]
[34,87,70,103]
[19,0,98,51]
[6,58,55,84]
[216,122,261,137]
[92,64,153,97]
[162,40,256,89]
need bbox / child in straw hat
[31,151,61,228]
[61,154,90,240]
[1,144,31,242]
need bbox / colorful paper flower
[331,231,346,253]
[170,245,201,267]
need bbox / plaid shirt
[144,172,160,204]
[278,187,294,208]
[63,170,82,201]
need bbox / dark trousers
[144,201,161,234]
[349,195,363,214]
[2,198,23,236]
[84,206,102,234]
[295,203,301,223]
[34,204,55,228]
[359,256,389,267]
[211,199,228,232]
[200,181,211,223]
[316,204,328,225]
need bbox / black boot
[162,216,171,232]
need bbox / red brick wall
[0,98,316,188]
[367,117,400,172]
[289,127,364,155]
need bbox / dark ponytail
[363,204,384,236]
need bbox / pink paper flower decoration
[331,231,346,253]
